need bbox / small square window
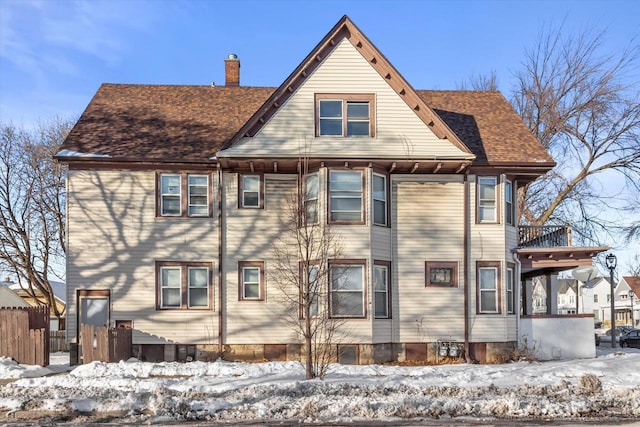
[425,262,458,287]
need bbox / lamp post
[630,290,635,328]
[606,253,617,348]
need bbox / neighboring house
[0,284,30,308]
[557,279,577,315]
[615,276,640,328]
[588,277,615,327]
[56,16,608,363]
[3,278,67,331]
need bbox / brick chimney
[225,54,240,86]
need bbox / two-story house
[56,16,608,364]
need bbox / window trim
[476,261,501,314]
[425,261,459,287]
[238,261,265,301]
[505,179,515,226]
[315,93,376,138]
[476,176,499,224]
[328,169,365,225]
[506,263,515,314]
[238,174,264,209]
[372,173,389,227]
[374,260,391,319]
[329,259,367,319]
[156,261,213,310]
[156,172,213,218]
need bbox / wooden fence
[0,306,50,366]
[50,330,68,352]
[80,324,132,364]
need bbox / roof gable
[222,15,471,156]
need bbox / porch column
[523,278,533,315]
[548,273,560,315]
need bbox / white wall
[520,316,596,360]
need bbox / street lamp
[630,290,636,328]
[606,253,617,348]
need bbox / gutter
[463,172,470,362]
[217,164,224,358]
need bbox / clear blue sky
[0,0,638,273]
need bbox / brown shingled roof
[58,84,554,168]
[59,84,275,162]
[418,90,554,165]
[624,276,640,297]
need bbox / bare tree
[0,119,72,327]
[270,165,344,379]
[511,25,640,245]
[457,70,499,91]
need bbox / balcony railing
[518,225,572,248]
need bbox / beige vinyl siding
[467,175,513,342]
[223,173,297,343]
[66,169,218,344]
[221,39,470,160]
[393,176,465,343]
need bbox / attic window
[316,94,375,137]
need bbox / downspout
[217,164,224,358]
[463,172,470,362]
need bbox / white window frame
[242,266,261,300]
[318,99,344,136]
[479,266,499,314]
[372,173,387,226]
[329,170,363,223]
[160,174,182,216]
[303,174,319,224]
[241,175,261,208]
[374,264,389,319]
[330,264,365,318]
[505,180,514,226]
[160,266,182,308]
[187,266,210,308]
[346,101,370,137]
[478,176,497,223]
[188,174,209,217]
[506,267,514,314]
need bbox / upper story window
[425,261,458,287]
[158,173,211,217]
[329,170,364,224]
[157,262,212,310]
[303,174,319,224]
[505,180,515,226]
[316,94,375,137]
[477,176,497,223]
[372,173,388,226]
[239,175,263,209]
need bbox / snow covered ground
[1,348,639,424]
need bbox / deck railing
[518,225,572,248]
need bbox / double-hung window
[373,173,387,226]
[506,265,514,314]
[158,262,212,310]
[239,261,265,301]
[304,264,320,317]
[158,172,211,217]
[316,94,374,137]
[160,174,181,216]
[477,177,497,223]
[330,263,365,317]
[329,171,363,223]
[240,175,262,208]
[505,180,514,225]
[374,262,390,319]
[303,174,319,224]
[478,261,500,313]
[188,175,209,216]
